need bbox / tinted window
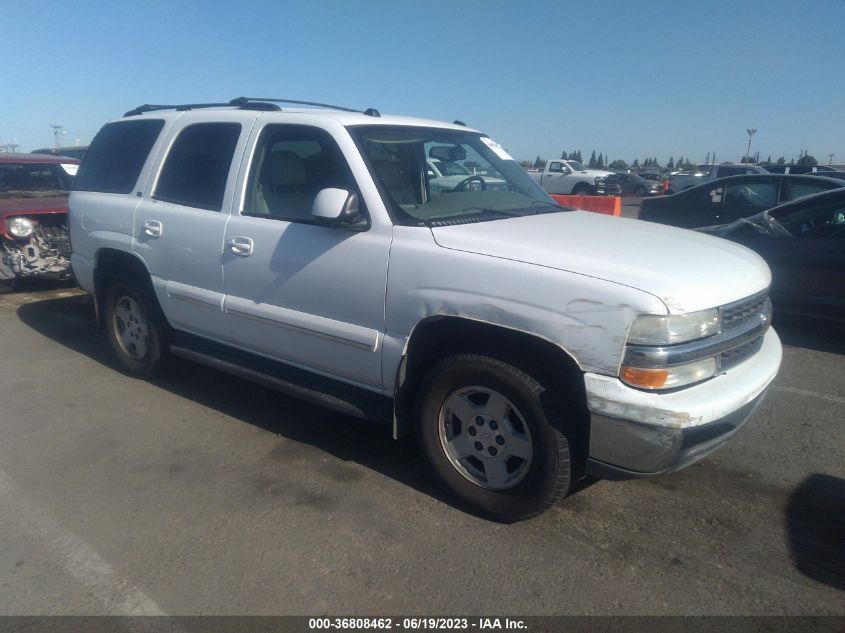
[243,125,357,223]
[0,163,74,195]
[788,179,839,202]
[74,120,164,193]
[724,180,778,207]
[777,199,845,238]
[154,123,241,211]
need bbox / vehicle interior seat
[371,158,419,205]
[255,150,315,220]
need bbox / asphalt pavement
[0,283,842,616]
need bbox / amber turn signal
[620,366,669,389]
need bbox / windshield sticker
[480,137,514,162]
[60,164,79,176]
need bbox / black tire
[572,184,593,196]
[415,353,572,522]
[634,186,647,196]
[104,274,169,377]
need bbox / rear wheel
[104,276,169,377]
[416,354,573,522]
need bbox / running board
[169,337,392,423]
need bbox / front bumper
[584,327,782,478]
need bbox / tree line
[519,149,822,172]
[519,150,696,172]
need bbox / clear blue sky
[3,0,843,165]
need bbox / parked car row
[638,174,845,322]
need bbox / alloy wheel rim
[113,295,150,360]
[438,385,533,490]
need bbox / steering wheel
[453,175,487,192]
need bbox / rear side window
[74,120,164,193]
[153,123,241,211]
[788,179,838,202]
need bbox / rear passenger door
[134,114,254,340]
[221,122,392,391]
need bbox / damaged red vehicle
[0,153,79,292]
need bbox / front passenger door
[222,123,391,390]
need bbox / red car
[0,153,79,292]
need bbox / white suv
[70,98,782,521]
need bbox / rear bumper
[583,328,781,478]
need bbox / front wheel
[571,184,593,196]
[104,277,168,377]
[416,354,573,522]
[634,186,647,196]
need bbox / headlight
[8,217,34,238]
[627,308,721,346]
[621,356,718,390]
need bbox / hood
[0,195,69,218]
[431,211,771,314]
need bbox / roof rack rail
[123,98,381,118]
[230,97,382,116]
[124,102,231,117]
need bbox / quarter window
[154,123,241,211]
[74,119,164,194]
[788,181,836,202]
[243,125,358,223]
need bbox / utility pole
[50,124,65,150]
[745,129,757,165]
[829,153,835,166]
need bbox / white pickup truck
[527,159,616,195]
[70,98,781,521]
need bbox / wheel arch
[393,316,589,457]
[92,248,159,329]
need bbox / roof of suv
[119,105,478,133]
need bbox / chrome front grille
[721,291,770,330]
[623,290,772,371]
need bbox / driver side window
[548,162,563,173]
[779,200,845,238]
[243,125,359,223]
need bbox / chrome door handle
[142,220,163,237]
[227,236,254,256]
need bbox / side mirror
[312,188,366,228]
[561,167,572,174]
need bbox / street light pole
[745,129,757,165]
[829,153,835,166]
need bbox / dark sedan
[599,172,662,196]
[698,188,845,321]
[639,174,843,228]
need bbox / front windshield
[567,161,587,171]
[349,126,561,226]
[0,162,73,198]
